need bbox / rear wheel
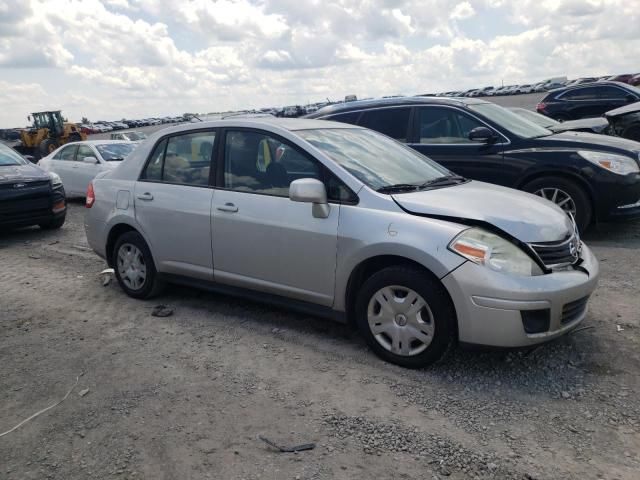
[523,176,592,232]
[622,124,640,142]
[68,132,82,142]
[355,265,456,368]
[113,231,164,299]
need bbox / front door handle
[217,202,238,213]
[136,192,154,201]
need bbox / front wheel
[355,266,456,368]
[523,176,592,233]
[113,231,164,299]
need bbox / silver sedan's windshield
[298,128,451,191]
[469,103,553,138]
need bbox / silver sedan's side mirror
[289,178,330,218]
[83,156,99,164]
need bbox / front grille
[0,180,50,191]
[561,296,590,325]
[529,234,580,268]
[0,197,50,222]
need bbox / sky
[0,0,638,127]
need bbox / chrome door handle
[217,202,238,213]
[136,192,154,201]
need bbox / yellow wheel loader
[15,111,87,160]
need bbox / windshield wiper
[376,183,419,194]
[106,157,124,161]
[419,174,466,189]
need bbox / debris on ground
[78,388,90,397]
[151,305,174,318]
[258,435,316,453]
[99,268,114,286]
[616,325,624,332]
[28,254,41,259]
[0,374,80,438]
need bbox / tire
[68,132,82,142]
[112,231,164,299]
[39,139,58,158]
[39,214,66,230]
[354,265,456,368]
[523,176,592,233]
[622,124,640,142]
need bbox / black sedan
[306,97,640,232]
[0,143,66,231]
[536,81,640,121]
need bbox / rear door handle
[136,192,154,201]
[217,202,238,213]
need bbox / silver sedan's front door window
[211,130,340,306]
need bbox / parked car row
[433,72,640,98]
[78,117,184,135]
[4,92,639,370]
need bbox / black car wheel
[39,215,66,230]
[355,265,456,368]
[113,231,164,299]
[523,177,592,232]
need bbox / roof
[306,96,490,118]
[73,140,134,145]
[146,117,358,137]
[548,80,634,94]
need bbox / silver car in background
[39,140,137,197]
[84,119,599,368]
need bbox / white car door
[44,144,77,192]
[71,144,102,196]
[211,129,340,306]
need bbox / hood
[392,181,572,243]
[549,117,609,134]
[0,162,49,185]
[541,130,640,153]
[605,101,640,118]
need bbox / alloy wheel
[367,285,435,357]
[117,243,147,290]
[534,187,577,216]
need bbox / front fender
[333,205,467,311]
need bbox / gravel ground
[1,202,639,480]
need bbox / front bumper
[441,244,599,348]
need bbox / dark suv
[306,97,640,232]
[0,143,66,230]
[537,81,640,121]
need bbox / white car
[38,141,137,197]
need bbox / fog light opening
[521,309,551,334]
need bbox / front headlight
[449,228,543,277]
[578,150,640,175]
[48,172,63,187]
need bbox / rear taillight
[86,182,95,208]
[536,102,547,112]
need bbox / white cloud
[450,2,476,20]
[0,0,638,126]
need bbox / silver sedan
[84,118,599,368]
